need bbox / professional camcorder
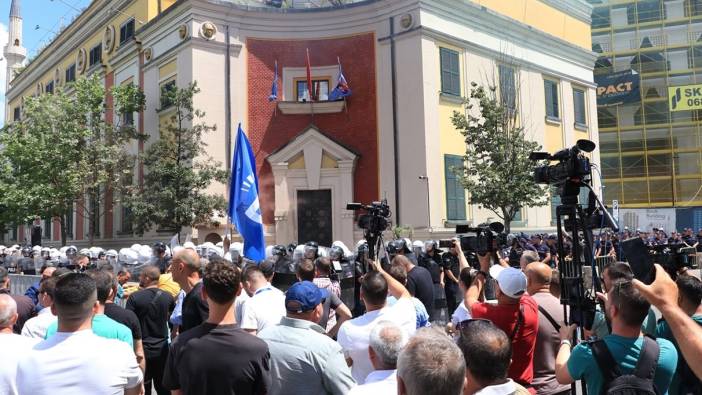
[346,200,391,234]
[440,222,507,255]
[529,139,596,189]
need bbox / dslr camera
[440,222,506,255]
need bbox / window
[90,194,100,237]
[444,155,466,221]
[160,78,177,109]
[65,206,73,238]
[573,88,587,127]
[295,79,330,102]
[13,107,20,121]
[43,218,52,240]
[65,64,76,83]
[122,111,134,127]
[440,48,460,96]
[45,81,54,95]
[89,44,102,67]
[544,79,560,120]
[513,208,523,223]
[10,226,16,242]
[591,7,611,29]
[119,18,135,45]
[121,206,133,233]
[499,65,516,111]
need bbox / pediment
[267,125,358,190]
[267,124,359,165]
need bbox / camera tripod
[554,180,617,395]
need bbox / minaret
[4,0,27,93]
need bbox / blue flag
[229,124,265,261]
[329,58,351,101]
[268,60,278,102]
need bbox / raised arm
[369,258,411,299]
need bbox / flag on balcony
[329,57,352,101]
[306,48,314,101]
[229,124,265,261]
[268,60,279,102]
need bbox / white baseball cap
[489,265,527,299]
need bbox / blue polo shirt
[567,334,678,395]
[45,313,133,348]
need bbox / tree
[451,82,547,233]
[0,75,145,245]
[124,82,228,240]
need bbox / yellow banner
[668,84,702,111]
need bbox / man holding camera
[555,279,677,395]
[465,252,539,393]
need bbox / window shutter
[445,155,466,221]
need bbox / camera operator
[417,241,445,319]
[655,274,702,394]
[555,278,678,395]
[465,251,539,392]
[589,262,658,339]
[441,242,461,316]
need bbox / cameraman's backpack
[590,335,660,395]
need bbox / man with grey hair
[0,294,39,395]
[349,321,408,395]
[397,327,466,395]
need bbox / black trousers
[144,345,169,395]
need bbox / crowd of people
[1,227,702,395]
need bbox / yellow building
[3,0,597,247]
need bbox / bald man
[0,294,39,395]
[170,249,208,333]
[526,262,570,395]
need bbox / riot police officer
[441,242,461,316]
[271,244,295,273]
[152,242,171,273]
[303,241,320,260]
[18,246,36,275]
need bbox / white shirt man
[337,262,417,384]
[0,295,39,395]
[348,321,408,395]
[240,265,286,335]
[20,307,56,339]
[15,272,143,395]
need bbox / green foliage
[451,82,547,233]
[0,75,146,244]
[123,82,228,237]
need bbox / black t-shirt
[406,266,434,316]
[180,282,209,333]
[126,287,174,356]
[163,323,271,395]
[319,291,343,330]
[418,252,442,284]
[104,302,142,341]
[441,252,460,284]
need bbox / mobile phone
[621,237,654,285]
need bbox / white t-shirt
[233,291,250,329]
[21,308,57,339]
[16,329,143,395]
[451,301,472,327]
[0,333,39,395]
[240,285,286,333]
[337,297,417,384]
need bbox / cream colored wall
[470,0,592,50]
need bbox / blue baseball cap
[285,281,327,313]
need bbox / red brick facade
[247,33,378,225]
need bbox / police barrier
[9,274,41,296]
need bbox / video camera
[529,139,596,194]
[347,200,392,260]
[440,222,507,267]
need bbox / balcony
[277,100,346,115]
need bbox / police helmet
[329,245,345,261]
[153,242,167,255]
[304,241,319,259]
